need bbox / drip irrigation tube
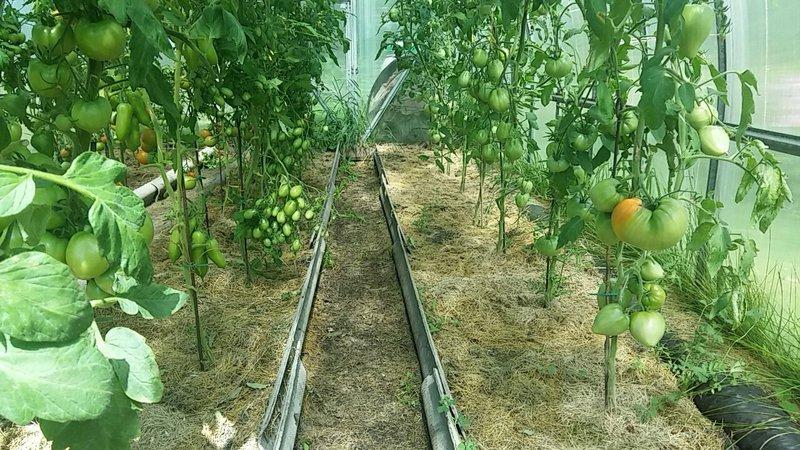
[373,149,465,449]
[258,145,341,450]
[659,332,800,449]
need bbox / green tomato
[629,311,666,347]
[278,183,290,198]
[31,21,75,59]
[514,193,530,209]
[611,197,689,252]
[545,56,572,78]
[504,139,524,161]
[488,87,510,113]
[640,260,665,281]
[27,59,74,97]
[546,157,569,173]
[596,279,618,308]
[641,283,667,310]
[94,268,117,294]
[457,70,471,88]
[495,121,512,142]
[53,114,73,133]
[71,97,113,133]
[30,130,56,155]
[486,59,505,83]
[594,213,619,246]
[7,122,22,141]
[290,185,303,199]
[85,279,111,301]
[571,132,597,151]
[573,166,587,184]
[139,213,154,244]
[40,232,68,263]
[534,237,558,257]
[65,231,110,280]
[620,111,639,135]
[472,48,489,68]
[678,4,715,59]
[686,101,716,130]
[589,178,624,213]
[592,303,630,336]
[74,18,127,61]
[481,146,499,164]
[284,199,298,216]
[472,129,490,146]
[0,93,30,118]
[184,176,197,190]
[698,125,729,156]
[565,196,592,220]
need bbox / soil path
[297,157,428,449]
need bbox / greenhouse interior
[1,0,800,449]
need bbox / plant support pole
[235,115,252,285]
[173,44,206,371]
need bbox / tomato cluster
[236,181,318,259]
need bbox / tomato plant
[0,0,345,446]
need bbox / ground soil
[0,153,334,450]
[378,143,726,450]
[297,157,428,449]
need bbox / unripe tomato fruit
[629,311,666,347]
[611,197,689,251]
[140,213,154,244]
[678,4,715,59]
[534,237,558,257]
[545,56,572,78]
[595,213,619,246]
[589,179,624,213]
[641,283,667,310]
[74,18,127,61]
[640,260,665,281]
[472,48,488,68]
[592,303,630,336]
[698,125,729,156]
[65,231,110,280]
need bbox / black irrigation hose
[659,332,800,450]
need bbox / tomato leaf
[589,81,614,125]
[63,152,153,282]
[114,282,187,319]
[127,1,173,58]
[0,332,115,424]
[97,0,127,22]
[738,238,757,278]
[706,225,731,277]
[99,327,163,403]
[0,252,92,342]
[190,5,247,63]
[557,216,584,248]
[39,380,140,450]
[734,156,758,203]
[584,0,614,44]
[0,171,34,217]
[639,62,676,129]
[687,221,717,251]
[736,70,758,138]
[499,0,522,29]
[677,82,696,112]
[752,164,790,233]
